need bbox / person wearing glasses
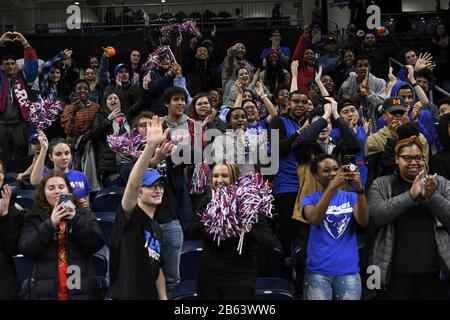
[110,116,170,300]
[367,135,450,300]
[269,91,310,257]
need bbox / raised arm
[290,60,299,92]
[30,131,48,186]
[406,65,429,105]
[121,116,170,217]
[255,81,278,123]
[314,66,330,97]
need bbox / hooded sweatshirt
[430,113,450,180]
[377,81,436,146]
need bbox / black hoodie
[430,113,450,180]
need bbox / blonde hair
[210,161,241,190]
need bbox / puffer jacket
[367,173,450,289]
[0,196,24,299]
[18,207,104,300]
[91,111,121,177]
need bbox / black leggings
[273,192,301,256]
[377,272,450,300]
[197,279,255,300]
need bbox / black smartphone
[59,193,73,205]
[343,155,356,166]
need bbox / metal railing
[389,57,450,102]
[0,1,304,35]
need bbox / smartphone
[59,193,74,205]
[343,155,356,166]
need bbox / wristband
[411,82,418,88]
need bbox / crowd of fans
[0,12,450,301]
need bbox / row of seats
[11,186,124,213]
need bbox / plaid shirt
[61,101,100,144]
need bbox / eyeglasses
[291,99,309,105]
[397,155,425,163]
[146,182,165,190]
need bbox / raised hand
[291,60,299,75]
[255,81,265,97]
[327,167,347,191]
[0,185,12,217]
[37,130,49,151]
[64,49,73,59]
[411,101,423,123]
[406,64,415,83]
[0,31,15,45]
[414,52,433,71]
[143,74,151,90]
[146,116,170,146]
[12,32,28,46]
[388,66,397,83]
[314,65,323,83]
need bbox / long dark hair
[33,171,80,217]
[264,51,286,93]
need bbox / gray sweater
[367,174,450,288]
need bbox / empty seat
[97,219,114,247]
[175,11,188,21]
[95,211,116,221]
[4,172,17,184]
[160,12,174,21]
[171,280,198,300]
[92,187,124,212]
[180,240,203,281]
[255,277,295,300]
[217,11,231,19]
[15,189,36,209]
[189,12,202,21]
[13,254,33,288]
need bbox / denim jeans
[159,219,184,294]
[304,272,362,300]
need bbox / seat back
[15,189,36,209]
[255,277,296,300]
[92,187,124,212]
[171,280,198,300]
[13,255,33,287]
[180,240,203,281]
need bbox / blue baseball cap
[141,169,166,187]
[114,63,130,75]
[29,132,39,143]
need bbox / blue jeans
[304,272,361,300]
[159,219,184,294]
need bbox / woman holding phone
[19,171,104,300]
[91,92,131,187]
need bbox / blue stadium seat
[15,189,36,209]
[97,219,114,247]
[4,172,18,184]
[180,240,203,281]
[255,277,296,300]
[13,254,33,288]
[171,280,198,300]
[95,211,116,221]
[92,245,110,299]
[92,187,124,212]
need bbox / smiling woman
[368,135,450,299]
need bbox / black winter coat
[0,196,24,299]
[18,207,104,300]
[91,111,119,177]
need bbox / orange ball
[377,26,386,34]
[104,46,116,58]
